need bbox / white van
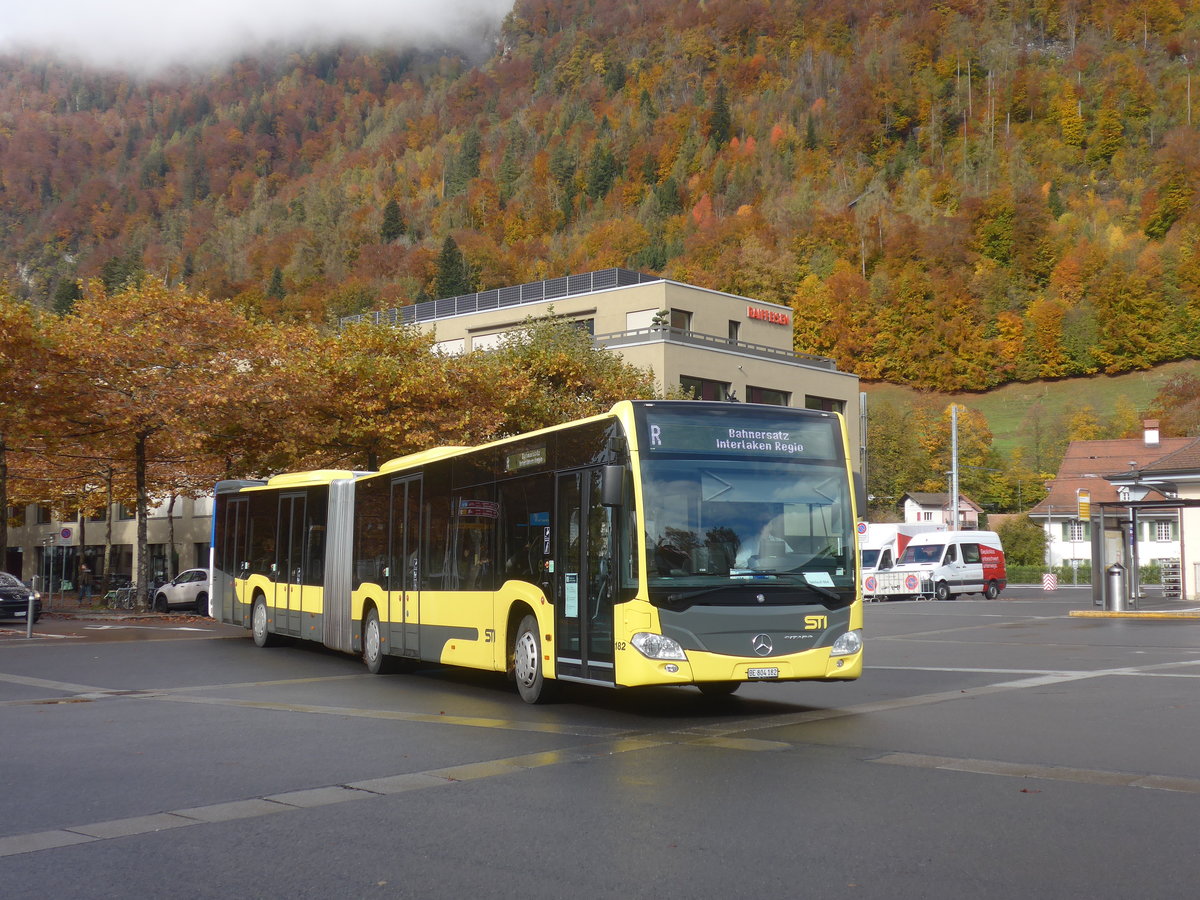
[871,530,1006,601]
[860,523,945,597]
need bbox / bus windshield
[639,456,854,598]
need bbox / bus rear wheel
[513,614,552,704]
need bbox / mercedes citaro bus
[212,401,863,702]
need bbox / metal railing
[593,326,837,370]
[340,268,659,328]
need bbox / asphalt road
[2,587,1199,899]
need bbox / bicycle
[106,584,137,610]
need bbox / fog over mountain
[0,0,514,73]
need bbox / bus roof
[263,469,362,489]
[377,404,632,474]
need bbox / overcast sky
[0,0,515,73]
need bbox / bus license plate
[747,667,779,679]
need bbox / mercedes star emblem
[752,633,773,656]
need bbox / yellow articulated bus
[212,400,863,703]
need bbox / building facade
[1027,422,1190,576]
[900,492,982,529]
[5,497,212,589]
[345,268,863,461]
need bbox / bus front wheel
[251,597,275,647]
[363,608,391,674]
[697,681,740,697]
[513,615,552,704]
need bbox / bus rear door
[388,475,422,659]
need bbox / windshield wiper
[664,586,735,604]
[738,572,842,601]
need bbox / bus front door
[276,493,307,636]
[388,476,422,659]
[555,469,616,684]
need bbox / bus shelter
[1090,498,1200,608]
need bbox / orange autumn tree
[51,280,261,606]
[279,321,505,472]
[0,287,50,564]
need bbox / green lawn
[862,359,1198,455]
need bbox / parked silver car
[152,569,210,614]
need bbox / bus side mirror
[853,472,867,519]
[600,465,625,507]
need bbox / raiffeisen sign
[747,306,790,326]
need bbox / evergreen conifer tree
[380,199,406,243]
[434,236,472,298]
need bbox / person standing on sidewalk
[78,563,94,605]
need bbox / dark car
[0,572,41,623]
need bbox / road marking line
[159,693,626,737]
[873,752,1200,794]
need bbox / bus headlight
[631,632,687,660]
[830,629,863,657]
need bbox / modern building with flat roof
[344,268,863,465]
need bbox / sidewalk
[40,592,199,621]
[1041,585,1200,619]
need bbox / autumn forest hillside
[3,0,1200,394]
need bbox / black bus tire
[697,681,740,697]
[513,614,552,703]
[363,607,392,674]
[251,596,275,647]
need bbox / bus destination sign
[643,418,836,458]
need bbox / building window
[472,333,506,351]
[727,320,740,343]
[680,376,730,402]
[35,505,53,525]
[805,395,845,414]
[747,386,790,406]
[1066,521,1088,542]
[670,309,692,331]
[1155,520,1177,542]
[573,318,595,335]
[118,503,135,521]
[7,506,26,527]
[922,511,934,522]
